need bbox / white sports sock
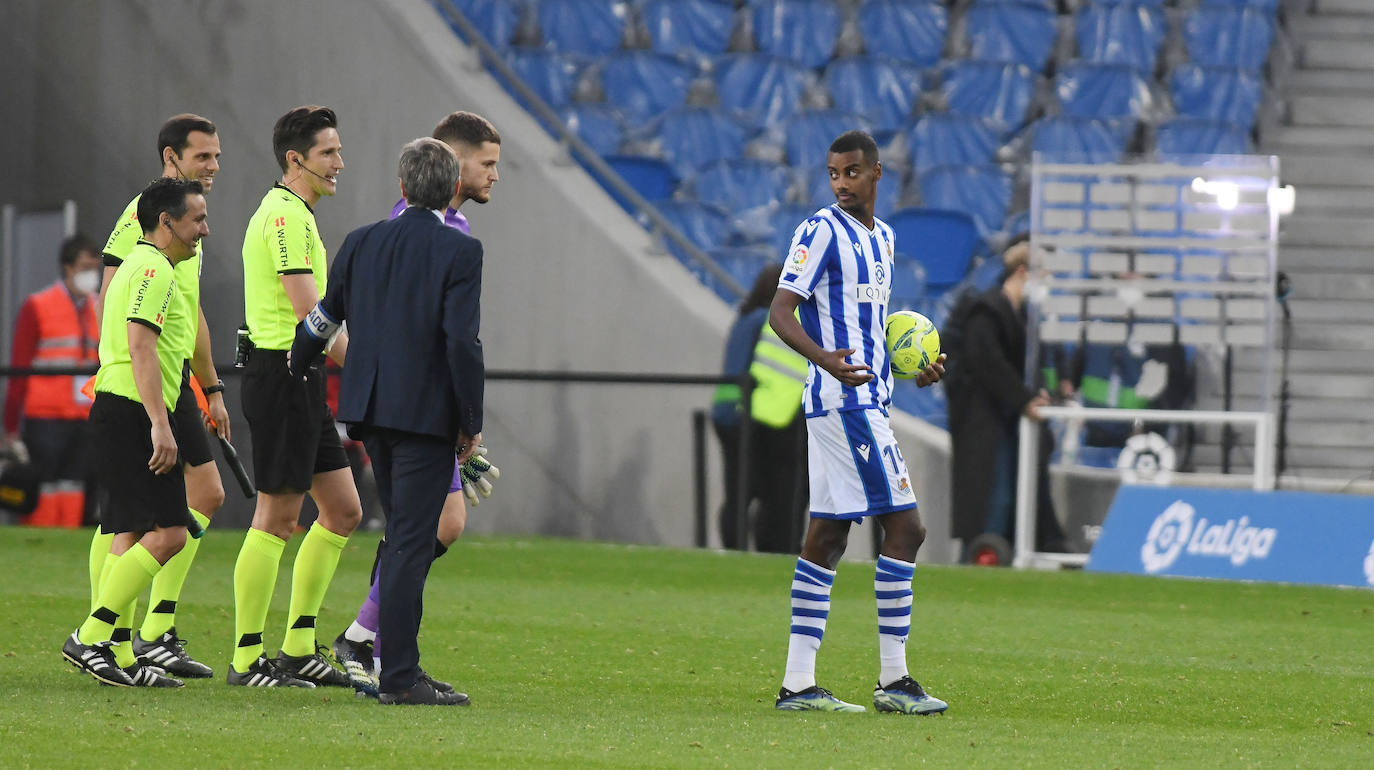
[876,555,915,687]
[781,558,835,693]
[344,620,376,644]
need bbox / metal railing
[0,364,756,549]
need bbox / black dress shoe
[378,678,469,706]
[419,668,457,695]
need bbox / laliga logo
[1141,500,1193,573]
[1364,540,1374,586]
[1118,432,1175,486]
[1140,500,1279,573]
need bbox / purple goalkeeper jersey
[390,198,470,234]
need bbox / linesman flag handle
[188,375,256,499]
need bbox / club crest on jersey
[899,476,910,492]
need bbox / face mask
[72,269,101,295]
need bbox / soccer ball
[885,310,940,379]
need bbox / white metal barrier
[1014,405,1274,568]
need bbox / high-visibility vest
[714,320,810,429]
[22,282,100,420]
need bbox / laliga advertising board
[1087,486,1374,589]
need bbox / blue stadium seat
[885,207,982,290]
[1184,7,1275,71]
[1075,2,1166,73]
[1201,0,1278,12]
[657,200,732,255]
[824,56,923,135]
[916,166,1013,241]
[715,54,809,128]
[709,246,776,292]
[941,60,1037,135]
[601,52,696,124]
[641,0,737,61]
[768,203,823,253]
[805,166,900,220]
[536,0,627,56]
[857,0,948,68]
[968,253,1005,292]
[693,158,793,215]
[1085,0,1164,5]
[964,1,1058,70]
[906,114,1000,173]
[561,104,625,156]
[1027,115,1125,164]
[1169,65,1264,127]
[1055,62,1152,124]
[890,380,947,428]
[505,49,584,109]
[752,0,841,70]
[656,107,752,178]
[448,0,525,48]
[1153,118,1251,160]
[785,110,866,167]
[889,254,928,308]
[602,155,680,211]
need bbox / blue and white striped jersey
[777,204,897,417]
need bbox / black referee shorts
[88,392,187,534]
[241,348,348,493]
[173,362,215,468]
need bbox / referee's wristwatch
[202,379,226,396]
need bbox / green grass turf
[0,528,1371,768]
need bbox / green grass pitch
[1,528,1370,768]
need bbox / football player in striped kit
[769,131,948,714]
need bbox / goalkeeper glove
[459,445,500,506]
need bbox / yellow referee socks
[280,522,348,657]
[88,527,114,613]
[79,544,160,646]
[231,528,285,672]
[141,509,210,641]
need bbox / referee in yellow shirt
[229,105,360,688]
[62,178,208,688]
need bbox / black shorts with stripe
[89,392,187,534]
[173,363,215,468]
[241,349,348,493]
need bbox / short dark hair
[272,105,338,172]
[58,234,99,270]
[828,130,879,165]
[137,178,204,235]
[432,111,501,150]
[157,113,216,164]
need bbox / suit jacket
[298,206,483,442]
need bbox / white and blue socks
[782,558,835,693]
[875,554,916,687]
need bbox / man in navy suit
[291,137,483,706]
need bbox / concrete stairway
[1199,0,1374,481]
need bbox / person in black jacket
[291,137,482,705]
[946,236,1066,560]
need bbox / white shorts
[806,408,917,520]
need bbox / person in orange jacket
[3,234,103,527]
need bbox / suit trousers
[362,426,455,693]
